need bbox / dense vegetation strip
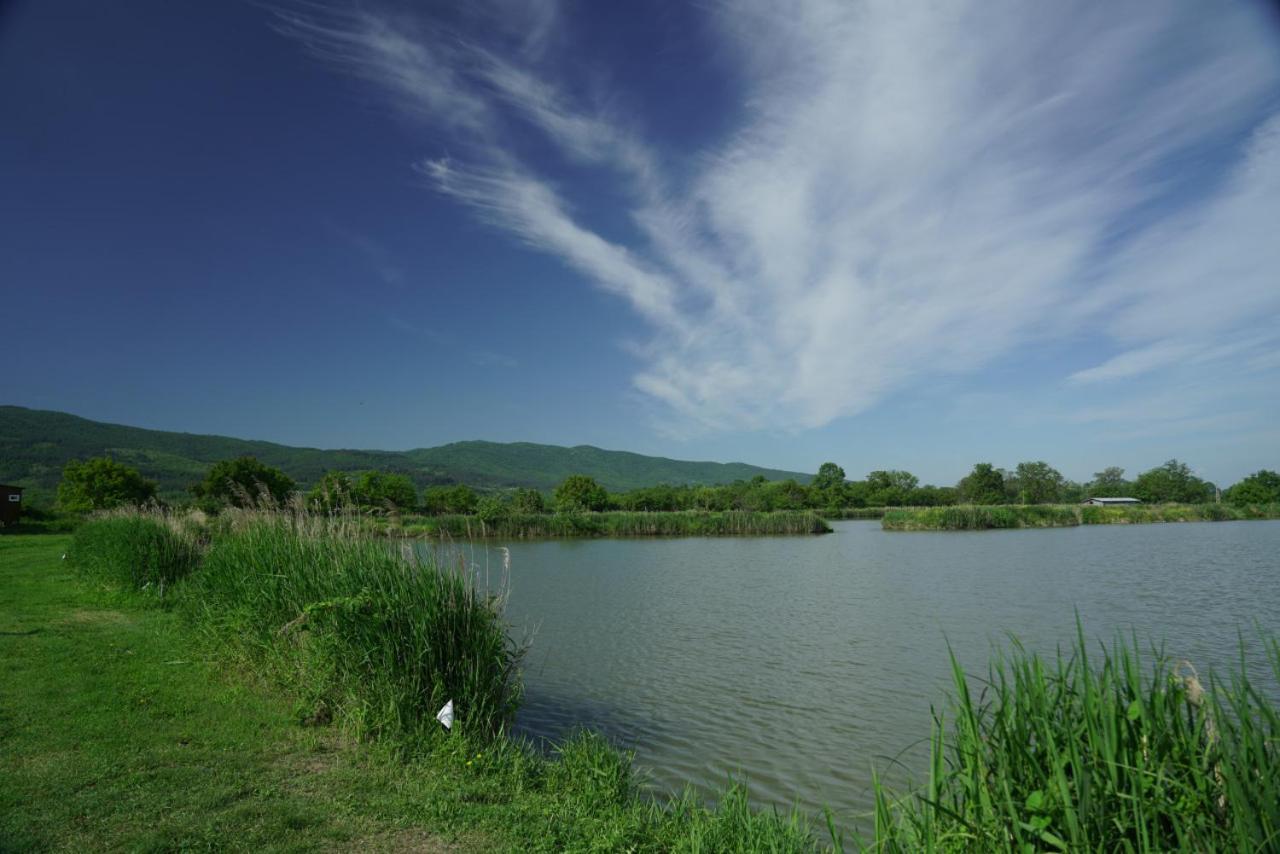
[7,405,1280,525]
[11,512,1280,851]
[399,510,832,539]
[882,502,1280,531]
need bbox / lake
[468,520,1280,825]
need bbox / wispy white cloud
[283,0,1280,434]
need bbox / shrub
[354,471,417,511]
[475,495,508,524]
[57,457,157,513]
[510,488,546,514]
[554,475,610,513]
[191,456,295,508]
[307,470,356,511]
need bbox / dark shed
[0,485,22,527]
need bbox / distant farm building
[1082,497,1141,506]
[0,485,22,527]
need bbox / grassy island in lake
[882,502,1280,531]
[397,509,832,539]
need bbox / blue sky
[3,0,1279,487]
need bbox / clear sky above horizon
[3,0,1279,487]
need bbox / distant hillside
[405,441,807,494]
[0,406,808,505]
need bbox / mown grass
[874,628,1280,852]
[883,502,1280,530]
[399,509,832,539]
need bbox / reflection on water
[440,520,1280,825]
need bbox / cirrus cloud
[279,0,1280,435]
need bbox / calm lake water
[467,520,1280,825]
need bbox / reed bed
[1079,502,1280,525]
[882,505,1080,531]
[67,507,522,739]
[400,509,832,539]
[821,507,889,520]
[184,510,523,739]
[872,630,1280,852]
[883,503,1280,531]
[68,513,200,594]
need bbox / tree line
[51,454,1280,516]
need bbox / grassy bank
[399,509,832,539]
[882,502,1280,530]
[12,514,820,851]
[11,513,1280,851]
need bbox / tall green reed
[872,628,1280,851]
[69,513,200,594]
[882,505,1080,531]
[183,508,524,739]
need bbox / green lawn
[0,534,498,852]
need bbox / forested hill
[406,441,806,495]
[0,405,808,502]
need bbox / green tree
[866,470,919,506]
[1059,480,1086,504]
[1133,460,1213,504]
[510,487,546,514]
[842,480,872,508]
[354,471,417,510]
[57,457,158,513]
[619,484,686,511]
[1014,461,1066,504]
[420,484,478,515]
[475,494,508,524]
[554,475,609,513]
[958,463,1006,505]
[1088,467,1132,498]
[692,485,727,511]
[307,470,355,512]
[811,462,847,493]
[907,485,958,506]
[192,456,295,508]
[446,484,478,514]
[764,479,809,510]
[420,485,474,515]
[1223,470,1280,506]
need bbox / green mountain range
[0,405,808,505]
